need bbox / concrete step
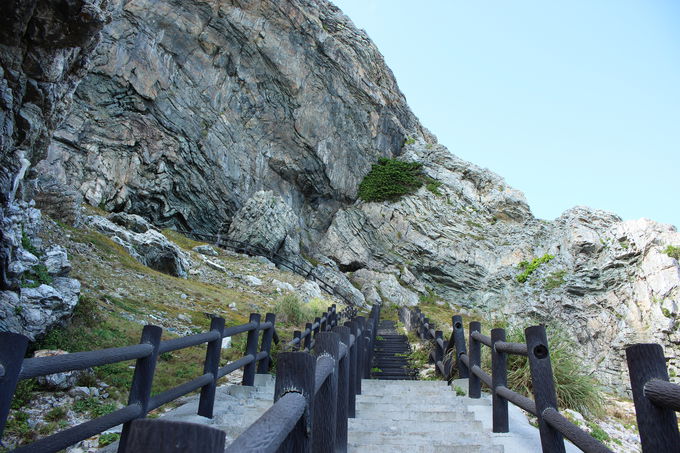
[347,428,488,445]
[351,410,471,422]
[349,443,504,453]
[349,418,477,430]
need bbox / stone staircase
[348,379,503,453]
[371,320,416,380]
[101,375,557,452]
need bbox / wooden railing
[172,230,360,320]
[0,304,376,452]
[224,304,380,452]
[404,307,677,453]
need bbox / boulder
[0,277,80,340]
[108,212,153,233]
[272,279,295,292]
[87,215,189,277]
[193,245,218,256]
[311,266,366,308]
[227,191,297,256]
[351,269,419,306]
[297,281,322,303]
[43,245,71,276]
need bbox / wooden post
[434,331,444,376]
[525,325,565,453]
[331,304,337,328]
[452,315,469,378]
[491,328,509,433]
[333,325,351,452]
[119,325,163,453]
[313,317,321,338]
[126,419,225,452]
[363,319,374,379]
[304,323,313,351]
[0,332,29,440]
[320,311,328,332]
[198,317,225,418]
[419,313,426,339]
[242,313,261,386]
[354,317,366,389]
[626,343,680,452]
[468,321,481,398]
[344,321,359,408]
[257,313,276,373]
[274,352,316,453]
[293,331,302,351]
[313,332,340,452]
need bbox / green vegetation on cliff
[358,158,440,202]
[516,254,555,283]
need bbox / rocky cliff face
[9,0,679,393]
[320,140,680,392]
[39,0,430,238]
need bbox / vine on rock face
[516,254,554,283]
[358,158,440,202]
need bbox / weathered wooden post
[331,304,338,327]
[354,316,366,385]
[293,330,301,351]
[491,328,509,433]
[452,315,469,378]
[434,330,444,376]
[313,332,340,452]
[419,313,426,339]
[119,325,163,453]
[525,325,565,453]
[304,322,313,351]
[126,420,225,452]
[0,332,29,440]
[274,352,316,452]
[198,317,226,418]
[626,343,680,452]
[320,311,328,332]
[242,313,261,386]
[468,321,481,398]
[313,317,321,338]
[333,326,351,453]
[345,320,360,406]
[257,313,276,373]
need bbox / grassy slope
[3,214,342,449]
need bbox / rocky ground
[1,208,344,451]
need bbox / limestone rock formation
[40,0,431,240]
[226,191,298,256]
[0,277,81,341]
[320,141,680,392]
[87,214,190,277]
[0,0,110,290]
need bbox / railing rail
[0,311,279,453]
[403,308,616,453]
[223,304,380,453]
[172,230,359,320]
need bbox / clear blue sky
[332,0,680,228]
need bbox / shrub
[404,136,416,145]
[358,158,439,202]
[516,254,554,283]
[274,295,312,325]
[505,325,604,416]
[425,178,443,196]
[21,229,39,256]
[664,245,680,260]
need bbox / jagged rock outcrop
[321,140,680,392]
[227,191,298,256]
[87,214,190,277]
[39,0,431,239]
[0,0,110,290]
